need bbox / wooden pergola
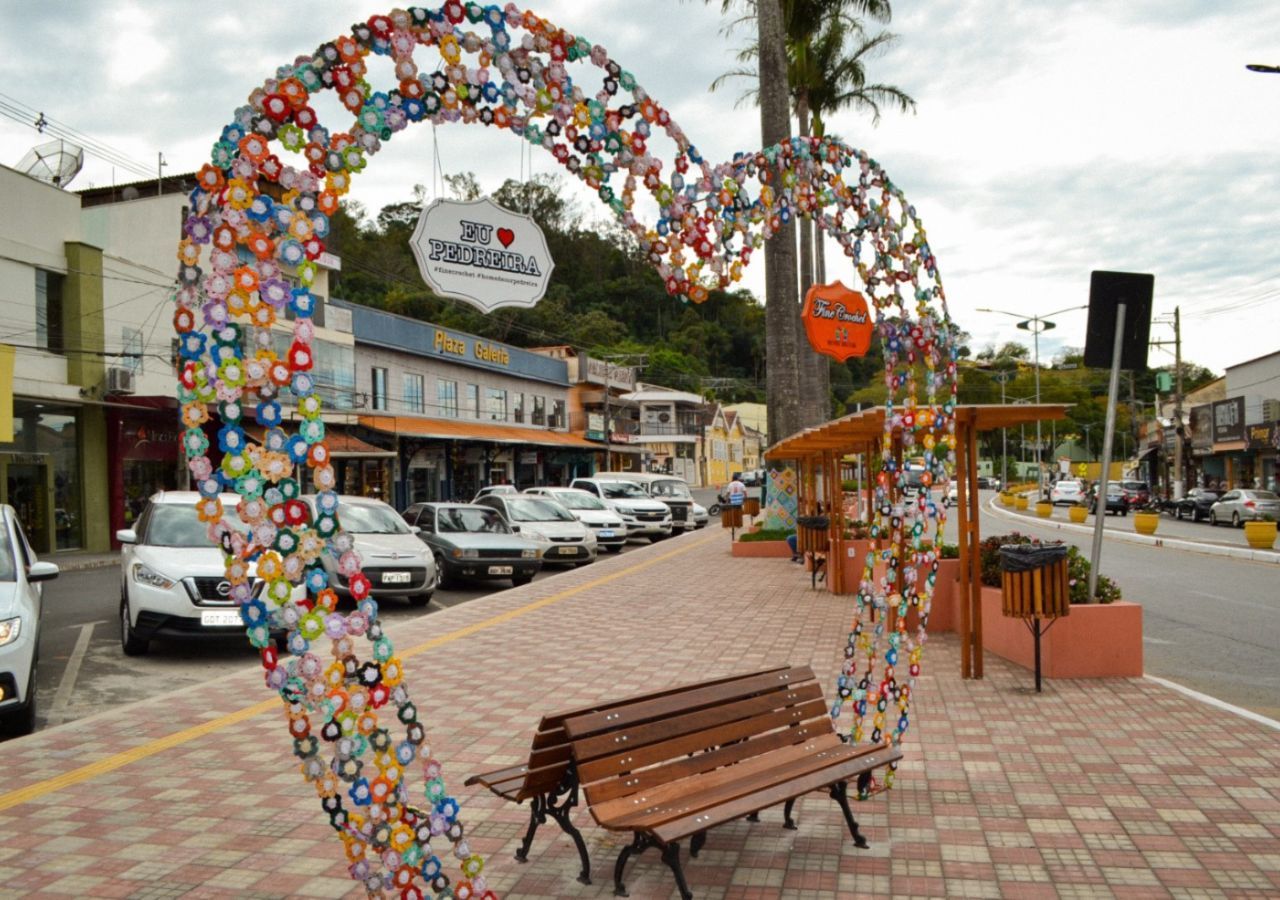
[764,404,1068,678]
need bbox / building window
[532,395,546,426]
[550,399,566,429]
[437,378,458,417]
[487,388,507,421]
[35,269,64,353]
[466,383,480,418]
[403,373,424,414]
[371,367,388,411]
[513,392,525,423]
[121,327,144,374]
[713,439,727,460]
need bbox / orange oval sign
[802,281,874,361]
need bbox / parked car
[1089,482,1128,516]
[0,505,58,735]
[1120,480,1152,510]
[474,493,597,566]
[593,472,696,533]
[473,485,519,501]
[944,481,959,507]
[403,502,543,587]
[1049,480,1086,506]
[302,496,436,606]
[569,478,673,540]
[739,469,766,487]
[691,501,709,529]
[1208,489,1280,527]
[525,487,628,553]
[117,492,297,656]
[1174,488,1219,522]
[977,476,997,490]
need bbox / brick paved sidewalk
[0,531,1277,899]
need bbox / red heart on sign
[496,227,515,248]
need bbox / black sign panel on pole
[1084,271,1154,371]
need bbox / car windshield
[339,503,411,534]
[506,498,576,522]
[0,522,15,582]
[1056,482,1081,489]
[144,503,247,547]
[1247,490,1279,501]
[1122,482,1149,491]
[599,481,649,499]
[650,480,692,499]
[437,507,511,534]
[549,491,606,511]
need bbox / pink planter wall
[731,540,793,558]
[979,586,1144,678]
[901,558,959,633]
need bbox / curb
[987,496,1280,565]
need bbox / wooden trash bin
[795,515,830,589]
[720,507,743,529]
[743,497,761,517]
[998,544,1070,692]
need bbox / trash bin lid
[997,543,1068,572]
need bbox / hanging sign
[801,281,874,361]
[409,197,554,314]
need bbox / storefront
[108,399,184,542]
[0,399,100,553]
[1246,421,1280,492]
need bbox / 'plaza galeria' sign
[409,197,555,313]
[801,281,874,361]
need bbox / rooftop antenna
[16,138,84,187]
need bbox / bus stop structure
[764,403,1068,679]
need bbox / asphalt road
[18,531,689,741]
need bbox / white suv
[570,478,673,541]
[0,506,58,735]
[117,492,294,656]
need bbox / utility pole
[1150,306,1185,499]
[603,360,612,473]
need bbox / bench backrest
[510,665,794,801]
[562,666,832,809]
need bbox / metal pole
[1033,318,1042,496]
[603,361,612,473]
[1172,306,1184,499]
[1001,378,1008,489]
[1088,302,1126,604]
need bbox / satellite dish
[16,139,85,188]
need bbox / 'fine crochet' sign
[802,281,873,361]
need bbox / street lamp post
[977,304,1087,495]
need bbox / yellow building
[703,405,748,486]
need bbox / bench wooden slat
[464,762,528,789]
[649,744,905,844]
[563,667,815,740]
[577,698,832,786]
[571,679,825,763]
[580,716,835,806]
[589,732,845,825]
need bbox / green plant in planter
[938,542,960,559]
[841,520,871,540]
[977,532,1120,603]
[738,528,794,543]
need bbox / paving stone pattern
[0,532,1277,898]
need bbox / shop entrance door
[5,461,52,554]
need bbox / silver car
[475,494,598,566]
[1208,489,1280,527]
[525,487,628,553]
[304,496,436,606]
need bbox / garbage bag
[796,515,830,530]
[998,543,1067,572]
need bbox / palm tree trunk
[759,0,802,444]
[793,96,830,428]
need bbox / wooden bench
[464,669,792,886]
[562,665,902,898]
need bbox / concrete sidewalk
[0,530,1277,898]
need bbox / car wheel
[1,656,38,736]
[120,594,149,657]
[408,592,433,607]
[511,574,534,587]
[1175,507,1183,520]
[1209,512,1217,526]
[1232,512,1241,528]
[432,552,454,589]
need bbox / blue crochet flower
[217,424,246,454]
[286,434,310,463]
[256,400,282,427]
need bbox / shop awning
[359,415,598,450]
[327,431,395,458]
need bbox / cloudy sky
[2,0,1278,377]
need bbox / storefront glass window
[466,384,480,418]
[371,367,388,411]
[532,395,546,426]
[438,379,458,417]
[551,399,566,428]
[403,373,424,414]
[35,270,65,353]
[487,388,507,421]
[0,401,81,552]
[513,392,525,423]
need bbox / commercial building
[333,301,596,505]
[615,385,708,485]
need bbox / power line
[0,92,154,179]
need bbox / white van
[569,477,673,540]
[593,471,698,533]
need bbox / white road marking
[1145,674,1280,732]
[47,620,102,725]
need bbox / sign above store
[800,281,873,362]
[1212,396,1245,444]
[409,197,554,314]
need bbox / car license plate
[488,565,513,575]
[201,610,242,627]
[598,530,615,538]
[557,546,577,555]
[381,571,412,584]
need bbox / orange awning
[359,415,599,450]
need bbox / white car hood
[518,519,590,540]
[573,509,626,527]
[349,532,432,563]
[0,582,23,619]
[609,498,669,514]
[133,544,240,579]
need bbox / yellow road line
[0,534,716,813]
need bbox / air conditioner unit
[1263,398,1280,423]
[105,366,136,395]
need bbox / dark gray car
[402,503,543,587]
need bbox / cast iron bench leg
[829,781,869,849]
[746,811,760,822]
[661,841,694,900]
[547,796,592,884]
[690,830,707,858]
[783,797,798,830]
[613,833,650,897]
[514,794,546,863]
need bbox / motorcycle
[706,488,731,517]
